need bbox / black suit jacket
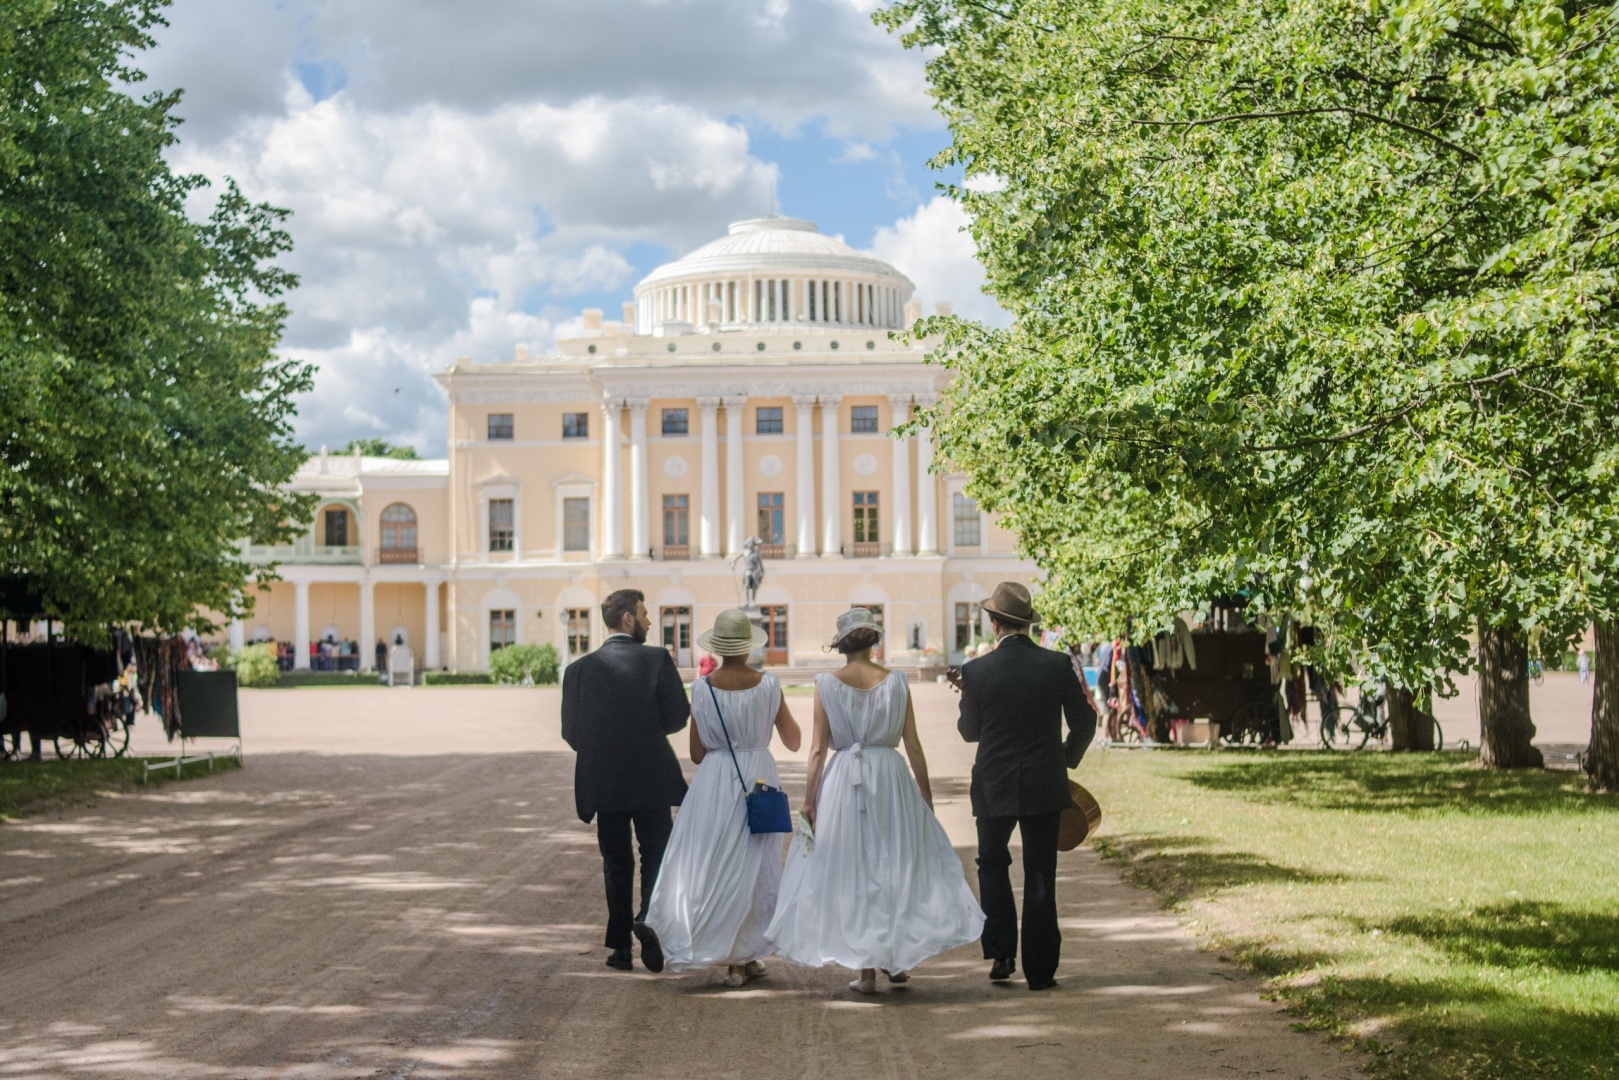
[561,635,690,823]
[957,633,1098,818]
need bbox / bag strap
[704,679,750,797]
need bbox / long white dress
[766,670,985,973]
[644,674,784,972]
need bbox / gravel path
[0,686,1361,1079]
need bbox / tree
[0,0,312,640]
[339,439,420,460]
[878,0,1619,769]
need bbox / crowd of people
[560,583,1098,993]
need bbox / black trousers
[976,810,1062,984]
[595,807,673,950]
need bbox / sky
[135,0,1001,457]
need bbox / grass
[0,755,242,820]
[1074,749,1619,1080]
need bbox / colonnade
[232,578,443,671]
[599,393,939,561]
[646,276,903,329]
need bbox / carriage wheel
[54,734,86,760]
[1221,701,1272,747]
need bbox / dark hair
[988,612,1030,633]
[602,589,644,632]
[835,627,882,655]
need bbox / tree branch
[1104,107,1479,161]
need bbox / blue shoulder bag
[705,679,793,834]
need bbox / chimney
[514,343,528,361]
[582,308,604,332]
[455,355,470,366]
[622,301,637,328]
[934,301,953,318]
[904,300,924,327]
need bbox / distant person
[956,582,1097,991]
[1579,646,1591,684]
[374,639,386,676]
[644,609,801,987]
[561,589,690,974]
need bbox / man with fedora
[561,588,691,973]
[957,581,1097,990]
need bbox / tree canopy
[878,0,1619,768]
[1,0,312,639]
[338,439,420,460]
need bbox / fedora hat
[696,608,768,657]
[828,607,885,650]
[981,581,1036,626]
[1058,780,1103,851]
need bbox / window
[566,608,591,656]
[953,492,982,548]
[850,405,879,434]
[488,413,514,440]
[757,493,784,545]
[379,503,417,561]
[562,412,589,439]
[323,507,349,547]
[661,408,688,436]
[853,491,880,543]
[756,406,783,434]
[490,609,516,651]
[488,498,515,552]
[955,602,983,653]
[563,497,590,551]
[663,494,689,547]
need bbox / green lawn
[0,755,241,820]
[1074,749,1618,1080]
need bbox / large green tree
[1,0,312,639]
[879,0,1619,772]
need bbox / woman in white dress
[766,608,985,993]
[644,609,802,988]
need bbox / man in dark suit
[561,588,690,973]
[957,581,1097,990]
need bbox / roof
[636,217,914,290]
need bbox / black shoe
[632,920,664,973]
[989,957,1016,982]
[1027,978,1057,991]
[605,947,633,971]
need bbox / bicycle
[1528,658,1545,686]
[1321,689,1443,751]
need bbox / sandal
[848,976,878,994]
[723,970,748,989]
[882,968,909,984]
[745,960,767,979]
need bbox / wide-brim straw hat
[696,608,768,657]
[981,581,1037,626]
[828,607,886,650]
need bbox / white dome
[632,217,914,334]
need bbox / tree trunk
[1388,686,1436,751]
[1476,619,1543,769]
[1587,619,1619,791]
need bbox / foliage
[0,754,241,820]
[876,0,1619,703]
[339,439,419,460]
[0,0,313,642]
[423,671,494,685]
[487,643,561,686]
[231,643,280,688]
[1077,749,1618,1079]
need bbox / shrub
[423,672,493,685]
[487,643,560,685]
[233,643,280,688]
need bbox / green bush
[233,643,280,688]
[423,671,493,685]
[487,643,560,685]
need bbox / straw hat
[828,607,885,650]
[696,608,768,657]
[981,581,1036,626]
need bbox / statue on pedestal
[731,537,765,610]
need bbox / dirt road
[1,685,1360,1079]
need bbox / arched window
[379,503,418,563]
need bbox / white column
[359,579,375,669]
[425,579,441,669]
[725,395,746,554]
[601,398,623,559]
[793,395,817,557]
[888,394,912,556]
[820,395,842,557]
[229,617,245,651]
[629,399,650,559]
[699,397,722,557]
[915,394,939,556]
[293,581,310,669]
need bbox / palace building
[233,216,1035,673]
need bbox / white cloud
[867,196,1006,327]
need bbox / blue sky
[141,1,994,455]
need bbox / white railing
[141,743,243,785]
